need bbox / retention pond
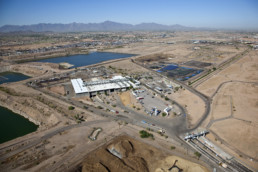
[0,106,38,144]
[0,72,30,84]
[0,72,36,144]
[35,52,134,68]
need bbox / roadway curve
[131,60,211,133]
[210,80,258,99]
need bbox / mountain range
[0,21,211,32]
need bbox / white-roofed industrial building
[71,75,139,97]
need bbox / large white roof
[71,76,131,94]
[71,78,87,94]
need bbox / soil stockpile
[81,135,208,172]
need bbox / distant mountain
[0,21,207,32]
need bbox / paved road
[211,80,258,99]
[131,60,211,132]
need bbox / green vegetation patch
[68,106,75,110]
[194,151,202,159]
[139,130,154,139]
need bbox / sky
[0,0,258,29]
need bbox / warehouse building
[71,75,139,97]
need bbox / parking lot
[132,88,172,116]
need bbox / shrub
[97,106,103,109]
[68,106,75,110]
[194,152,201,159]
[139,130,154,138]
[170,146,176,150]
[162,112,166,117]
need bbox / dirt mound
[124,156,149,172]
[107,139,134,158]
[82,162,109,172]
[81,135,208,172]
[81,136,158,172]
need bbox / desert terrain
[0,31,257,172]
[197,49,258,169]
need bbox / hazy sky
[0,0,258,29]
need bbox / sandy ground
[167,88,205,127]
[223,82,258,122]
[119,91,133,106]
[207,82,258,161]
[209,94,231,120]
[106,40,244,66]
[10,62,61,77]
[104,59,149,74]
[48,85,66,96]
[210,119,258,159]
[196,50,258,169]
[119,91,139,109]
[196,50,258,97]
[155,156,208,172]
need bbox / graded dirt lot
[81,135,209,172]
[48,85,66,95]
[104,59,149,74]
[196,50,258,97]
[197,50,258,169]
[207,82,258,160]
[167,88,205,127]
[9,62,61,77]
[119,91,135,107]
[210,119,258,159]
